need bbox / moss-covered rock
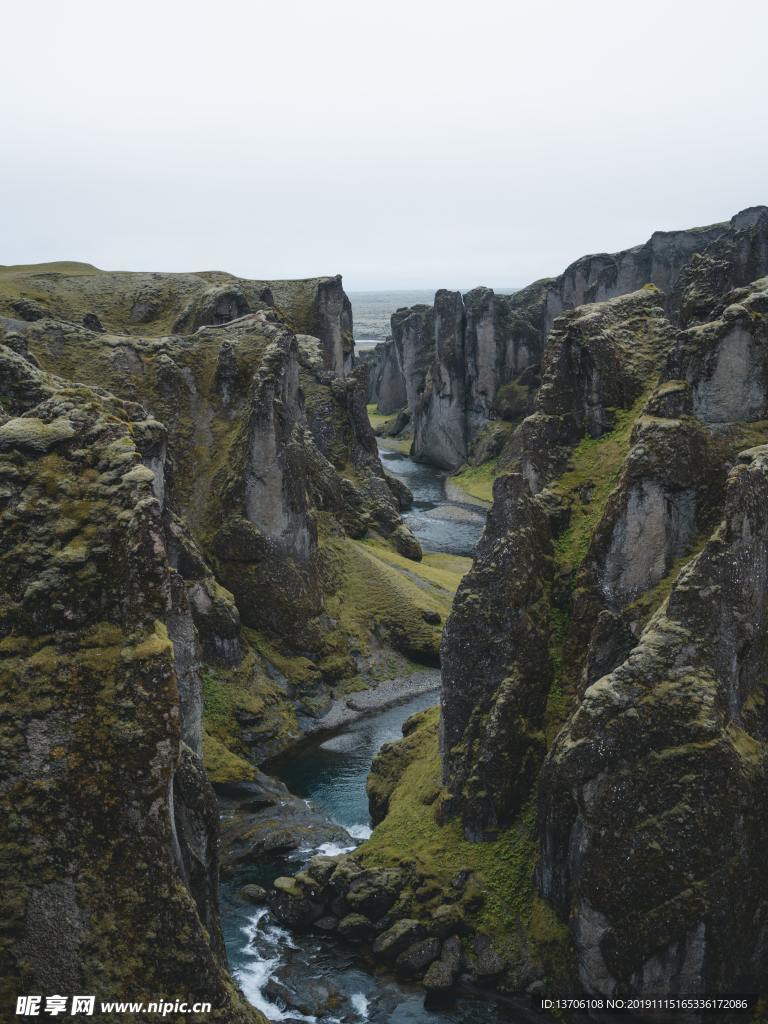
[0,344,263,1022]
[0,284,441,769]
[539,446,768,996]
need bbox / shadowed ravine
[219,453,530,1022]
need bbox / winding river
[220,450,530,1022]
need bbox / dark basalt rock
[395,936,441,978]
[82,311,104,331]
[382,206,768,473]
[435,242,768,1002]
[372,919,427,959]
[0,345,263,1022]
[440,472,553,838]
[539,445,768,997]
[337,913,372,940]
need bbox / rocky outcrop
[318,231,768,1010]
[0,344,263,1021]
[515,288,676,492]
[434,258,768,1005]
[0,263,354,374]
[266,849,473,988]
[539,445,768,998]
[440,289,679,839]
[390,304,434,414]
[672,206,768,326]
[665,276,768,423]
[384,206,768,471]
[365,338,407,414]
[439,474,553,838]
[412,290,468,469]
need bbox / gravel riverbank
[299,670,441,736]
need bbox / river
[376,445,487,558]
[220,451,533,1022]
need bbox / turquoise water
[268,690,440,831]
[220,454,538,1021]
[221,689,537,1023]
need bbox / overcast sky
[2,0,766,290]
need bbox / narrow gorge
[4,204,768,1024]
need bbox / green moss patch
[550,395,648,573]
[202,647,298,773]
[203,731,256,784]
[360,538,471,598]
[366,404,399,433]
[321,535,449,664]
[358,708,540,958]
[449,460,498,504]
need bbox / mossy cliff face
[439,474,552,840]
[441,289,677,840]
[294,268,768,1006]
[374,206,768,474]
[539,445,768,998]
[0,267,437,773]
[436,266,768,1002]
[0,344,263,1022]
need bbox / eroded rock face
[440,475,552,838]
[0,346,262,1022]
[366,339,407,414]
[665,278,768,424]
[437,257,768,1000]
[672,206,768,326]
[0,263,354,374]
[539,447,768,997]
[6,308,414,655]
[384,207,768,472]
[412,291,469,470]
[311,274,355,374]
[0,266,431,786]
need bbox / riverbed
[220,453,535,1022]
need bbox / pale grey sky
[2,0,766,290]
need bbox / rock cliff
[362,339,406,414]
[0,262,448,1020]
[374,207,768,472]
[0,266,442,766]
[437,263,768,1000]
[0,342,263,1021]
[0,262,354,374]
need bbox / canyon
[4,203,768,1023]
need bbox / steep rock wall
[0,276,439,776]
[384,207,768,471]
[0,344,263,1022]
[539,446,768,998]
[437,269,768,1000]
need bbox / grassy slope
[358,708,570,972]
[322,534,471,662]
[550,396,648,573]
[202,533,472,778]
[366,404,412,454]
[449,459,498,503]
